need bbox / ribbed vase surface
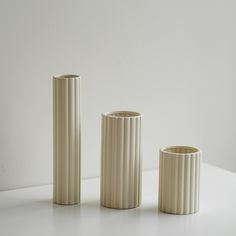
[53,74,81,205]
[158,146,201,214]
[101,111,143,209]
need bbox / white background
[0,0,236,190]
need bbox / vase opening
[53,74,80,80]
[104,111,141,118]
[162,146,200,155]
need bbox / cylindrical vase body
[101,111,143,209]
[53,74,81,205]
[158,146,202,214]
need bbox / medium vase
[101,111,143,209]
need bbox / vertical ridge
[123,118,130,208]
[53,79,57,201]
[61,79,65,203]
[107,116,111,207]
[111,118,117,206]
[68,79,75,203]
[190,153,195,213]
[128,118,135,207]
[180,155,185,214]
[100,116,105,204]
[184,154,190,213]
[74,78,78,203]
[166,155,170,212]
[173,155,178,213]
[158,152,162,209]
[64,79,69,204]
[134,117,139,206]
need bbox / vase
[158,146,202,214]
[53,74,81,205]
[101,111,143,209]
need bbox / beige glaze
[101,111,143,209]
[158,146,202,214]
[53,75,81,205]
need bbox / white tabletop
[0,163,236,236]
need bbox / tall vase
[53,74,81,205]
[101,111,143,209]
[158,146,202,214]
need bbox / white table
[0,163,236,236]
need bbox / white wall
[0,0,236,190]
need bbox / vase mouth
[161,146,201,155]
[53,74,80,80]
[103,111,142,118]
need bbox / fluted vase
[101,111,143,209]
[53,74,81,205]
[158,146,202,214]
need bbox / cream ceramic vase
[158,146,202,214]
[101,111,143,209]
[53,74,81,205]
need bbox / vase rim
[102,111,143,118]
[160,146,202,155]
[53,74,80,80]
